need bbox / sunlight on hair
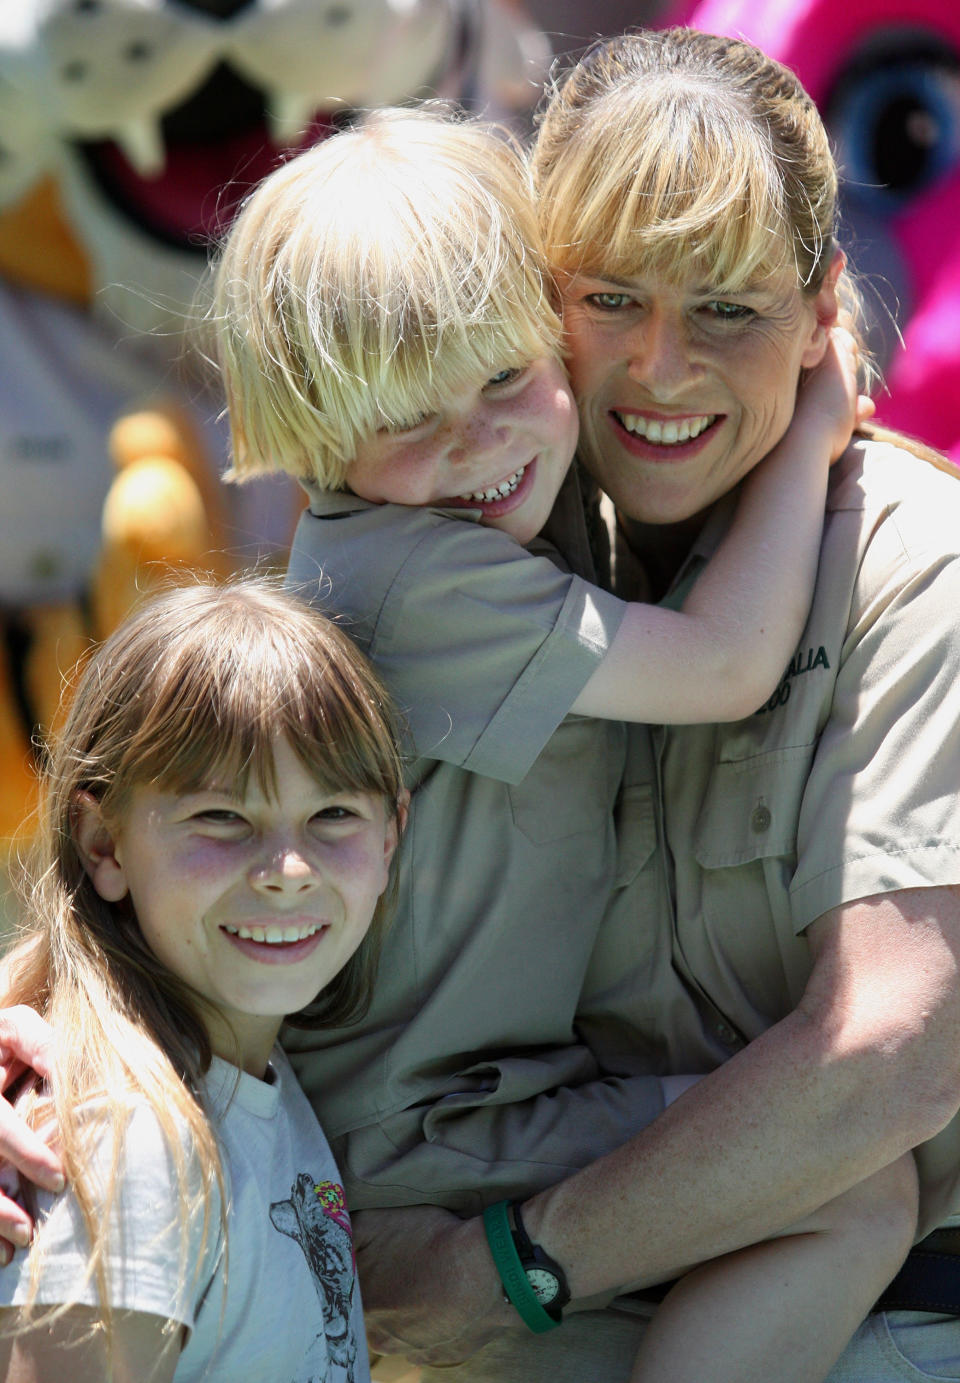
[208,108,562,490]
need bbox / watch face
[526,1267,559,1305]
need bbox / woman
[349,30,960,1382]
[2,27,960,1383]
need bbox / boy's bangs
[369,303,558,434]
[347,203,561,437]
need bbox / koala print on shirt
[270,1173,361,1382]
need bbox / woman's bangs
[547,82,796,289]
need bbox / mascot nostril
[180,0,262,16]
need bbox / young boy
[209,108,914,1382]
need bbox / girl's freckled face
[100,738,398,1066]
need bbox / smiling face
[345,355,579,546]
[79,737,400,1076]
[560,265,832,526]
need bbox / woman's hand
[797,326,875,463]
[0,1006,64,1261]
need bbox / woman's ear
[72,791,129,903]
[801,251,844,369]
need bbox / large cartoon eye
[828,37,960,208]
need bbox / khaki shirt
[283,471,673,1213]
[601,438,960,1234]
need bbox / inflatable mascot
[0,0,548,848]
[666,0,960,464]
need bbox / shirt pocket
[509,716,623,844]
[692,744,814,871]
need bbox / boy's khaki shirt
[283,469,683,1212]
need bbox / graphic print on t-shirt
[270,1173,360,1382]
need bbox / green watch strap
[483,1200,560,1334]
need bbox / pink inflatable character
[666,0,960,463]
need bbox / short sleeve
[288,502,626,783]
[791,454,960,926]
[0,1102,220,1332]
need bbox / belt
[875,1227,960,1315]
[630,1228,960,1317]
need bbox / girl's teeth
[618,413,716,443]
[224,923,320,944]
[461,466,525,503]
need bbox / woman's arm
[572,329,867,723]
[0,1305,179,1383]
[352,886,960,1366]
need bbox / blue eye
[829,40,960,208]
[487,368,522,387]
[706,301,754,322]
[587,292,631,310]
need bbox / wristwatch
[510,1202,570,1319]
[483,1200,571,1331]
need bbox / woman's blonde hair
[533,26,953,467]
[209,106,562,490]
[5,577,404,1335]
[533,27,838,295]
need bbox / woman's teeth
[461,465,525,503]
[223,923,321,944]
[617,414,716,444]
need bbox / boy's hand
[0,1006,64,1260]
[354,1205,516,1365]
[797,326,875,463]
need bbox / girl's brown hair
[5,577,404,1335]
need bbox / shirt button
[715,1022,739,1045]
[751,804,771,833]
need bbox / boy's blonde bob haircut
[533,28,839,297]
[211,107,562,490]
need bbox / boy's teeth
[617,413,716,443]
[223,923,321,944]
[461,466,525,503]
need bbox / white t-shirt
[0,1048,370,1383]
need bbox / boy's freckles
[345,357,578,546]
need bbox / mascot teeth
[267,92,321,146]
[114,118,167,179]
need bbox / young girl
[0,578,406,1382]
[202,108,915,1383]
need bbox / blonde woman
[347,31,960,1383]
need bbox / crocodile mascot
[0,0,547,849]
